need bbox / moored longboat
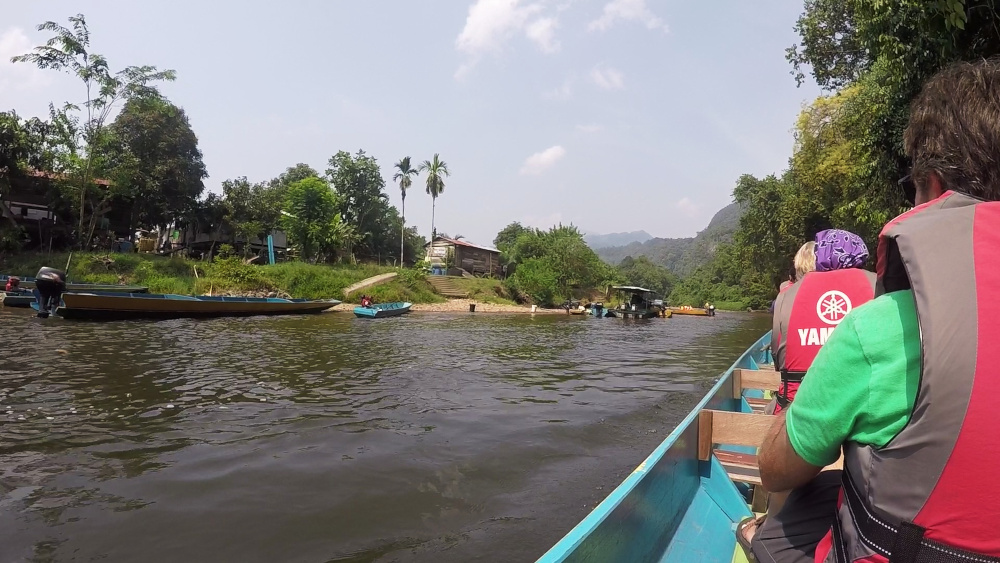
[37,292,341,320]
[537,332,777,563]
[603,286,666,319]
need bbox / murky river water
[0,307,770,562]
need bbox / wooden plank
[715,450,763,487]
[731,369,742,399]
[746,397,770,413]
[735,368,781,392]
[697,410,713,461]
[704,410,774,450]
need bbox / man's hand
[758,411,823,493]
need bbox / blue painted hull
[353,302,412,318]
[538,332,773,563]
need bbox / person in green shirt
[752,58,1000,562]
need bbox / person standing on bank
[769,230,876,414]
[755,58,1000,563]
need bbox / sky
[0,0,821,247]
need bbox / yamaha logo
[817,290,852,325]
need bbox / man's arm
[758,411,823,492]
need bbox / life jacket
[819,191,1000,562]
[772,268,876,409]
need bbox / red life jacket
[772,269,876,409]
[818,191,1000,562]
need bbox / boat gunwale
[536,331,771,562]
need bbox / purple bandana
[814,229,869,272]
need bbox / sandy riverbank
[338,299,565,314]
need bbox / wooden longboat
[46,292,341,320]
[668,306,713,316]
[538,332,783,563]
[0,275,148,293]
[353,302,412,319]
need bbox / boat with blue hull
[33,292,341,320]
[538,332,775,563]
[2,289,36,308]
[353,302,412,318]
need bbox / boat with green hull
[537,332,774,563]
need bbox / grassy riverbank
[0,252,445,303]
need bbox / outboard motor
[34,267,66,318]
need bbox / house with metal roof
[424,235,501,277]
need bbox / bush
[506,258,559,306]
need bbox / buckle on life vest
[841,469,1000,563]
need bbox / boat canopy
[610,285,655,293]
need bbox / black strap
[779,369,807,383]
[842,470,1000,563]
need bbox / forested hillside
[595,202,743,277]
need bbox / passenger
[5,276,20,292]
[754,59,1000,562]
[768,231,875,415]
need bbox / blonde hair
[794,241,817,281]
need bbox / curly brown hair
[904,58,1000,201]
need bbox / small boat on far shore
[2,290,36,308]
[35,292,340,320]
[353,302,412,319]
[0,275,148,293]
[668,306,714,316]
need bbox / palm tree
[393,156,419,266]
[418,154,450,243]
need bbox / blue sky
[0,0,820,247]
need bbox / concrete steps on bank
[428,276,468,298]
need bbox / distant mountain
[584,230,653,249]
[595,203,744,276]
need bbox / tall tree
[106,96,207,233]
[393,156,418,266]
[12,14,176,248]
[281,177,343,262]
[418,154,449,241]
[326,150,390,260]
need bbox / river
[0,308,770,562]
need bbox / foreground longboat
[538,332,780,563]
[39,292,341,320]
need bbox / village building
[424,235,501,277]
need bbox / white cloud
[525,17,560,53]
[520,145,566,175]
[590,65,625,90]
[0,28,51,93]
[589,0,669,33]
[454,0,561,79]
[543,78,573,100]
[576,123,603,133]
[675,197,700,217]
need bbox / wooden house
[425,236,501,277]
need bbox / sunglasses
[898,173,916,206]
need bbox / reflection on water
[0,307,769,562]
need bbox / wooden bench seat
[745,397,771,413]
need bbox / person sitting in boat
[360,295,373,308]
[5,276,20,292]
[767,231,873,415]
[753,59,1000,563]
